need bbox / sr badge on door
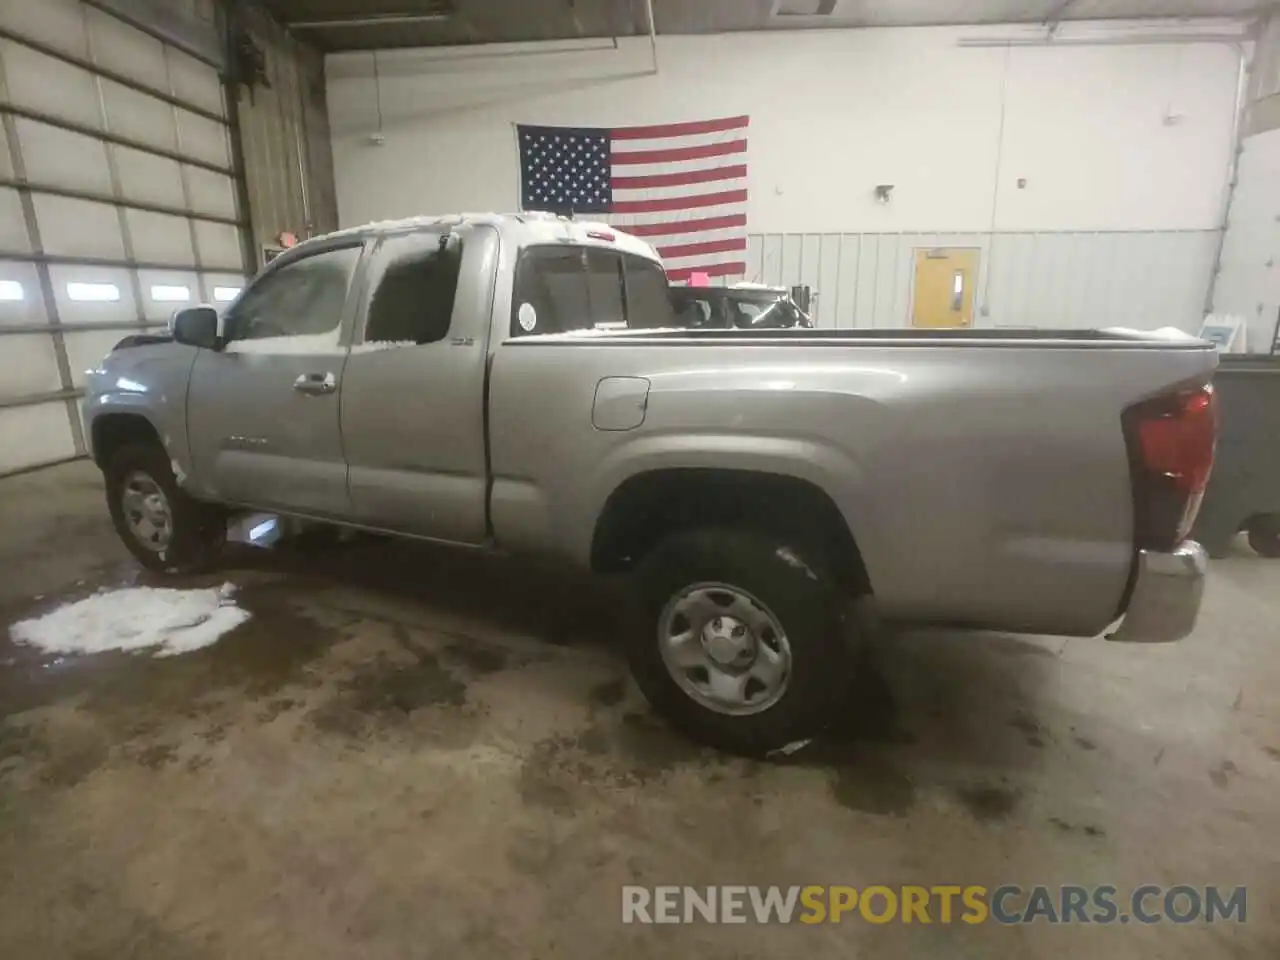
[593,377,650,431]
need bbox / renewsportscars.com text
[621,884,1247,925]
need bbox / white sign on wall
[1199,314,1248,353]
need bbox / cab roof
[288,211,662,265]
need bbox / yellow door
[911,248,979,328]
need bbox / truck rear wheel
[105,442,225,574]
[630,528,854,756]
[1246,514,1280,558]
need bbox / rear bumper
[1108,541,1207,643]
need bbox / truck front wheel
[105,443,225,574]
[630,528,854,755]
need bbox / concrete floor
[0,462,1277,958]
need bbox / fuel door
[593,376,650,431]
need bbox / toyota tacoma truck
[83,213,1218,754]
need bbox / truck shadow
[229,535,1060,795]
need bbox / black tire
[1246,514,1280,558]
[104,442,225,574]
[629,528,855,756]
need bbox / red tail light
[1123,383,1218,551]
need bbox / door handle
[293,371,337,395]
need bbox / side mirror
[171,305,222,349]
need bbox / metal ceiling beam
[288,13,451,30]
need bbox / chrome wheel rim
[657,582,792,716]
[121,470,172,552]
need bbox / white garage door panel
[0,0,89,56]
[15,118,113,194]
[138,268,199,319]
[63,328,128,387]
[33,194,125,259]
[0,187,32,253]
[204,272,246,304]
[0,41,101,130]
[0,402,77,473]
[49,264,135,324]
[0,2,250,473]
[101,80,177,152]
[167,48,224,119]
[194,221,242,270]
[114,147,185,209]
[185,167,237,219]
[0,122,14,179]
[85,6,168,93]
[176,110,230,168]
[0,334,63,399]
[126,209,195,264]
[0,260,47,326]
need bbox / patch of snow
[524,326,691,340]
[350,339,418,354]
[225,332,343,355]
[9,583,250,658]
[732,281,783,291]
[170,459,187,487]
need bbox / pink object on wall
[688,271,711,287]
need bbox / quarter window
[510,246,669,337]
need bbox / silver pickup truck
[84,212,1218,754]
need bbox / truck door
[186,241,364,516]
[339,226,494,543]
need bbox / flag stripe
[610,115,750,141]
[612,164,746,189]
[655,237,748,259]
[666,261,748,282]
[612,188,748,214]
[611,139,747,166]
[621,213,748,237]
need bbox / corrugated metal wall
[233,3,337,263]
[741,229,1218,332]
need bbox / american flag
[516,116,749,283]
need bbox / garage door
[0,0,248,475]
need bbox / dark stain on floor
[309,648,468,740]
[1048,816,1106,838]
[1209,759,1239,789]
[588,678,627,708]
[955,783,1020,822]
[830,754,916,816]
[1073,734,1097,751]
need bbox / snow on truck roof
[293,212,661,263]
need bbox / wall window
[0,280,23,301]
[67,282,120,302]
[213,285,241,302]
[227,245,360,343]
[150,284,190,302]
[363,233,464,345]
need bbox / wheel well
[591,468,872,595]
[91,414,162,468]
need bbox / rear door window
[364,232,464,345]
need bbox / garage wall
[0,0,247,475]
[234,2,339,261]
[326,23,1239,330]
[1210,9,1280,352]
